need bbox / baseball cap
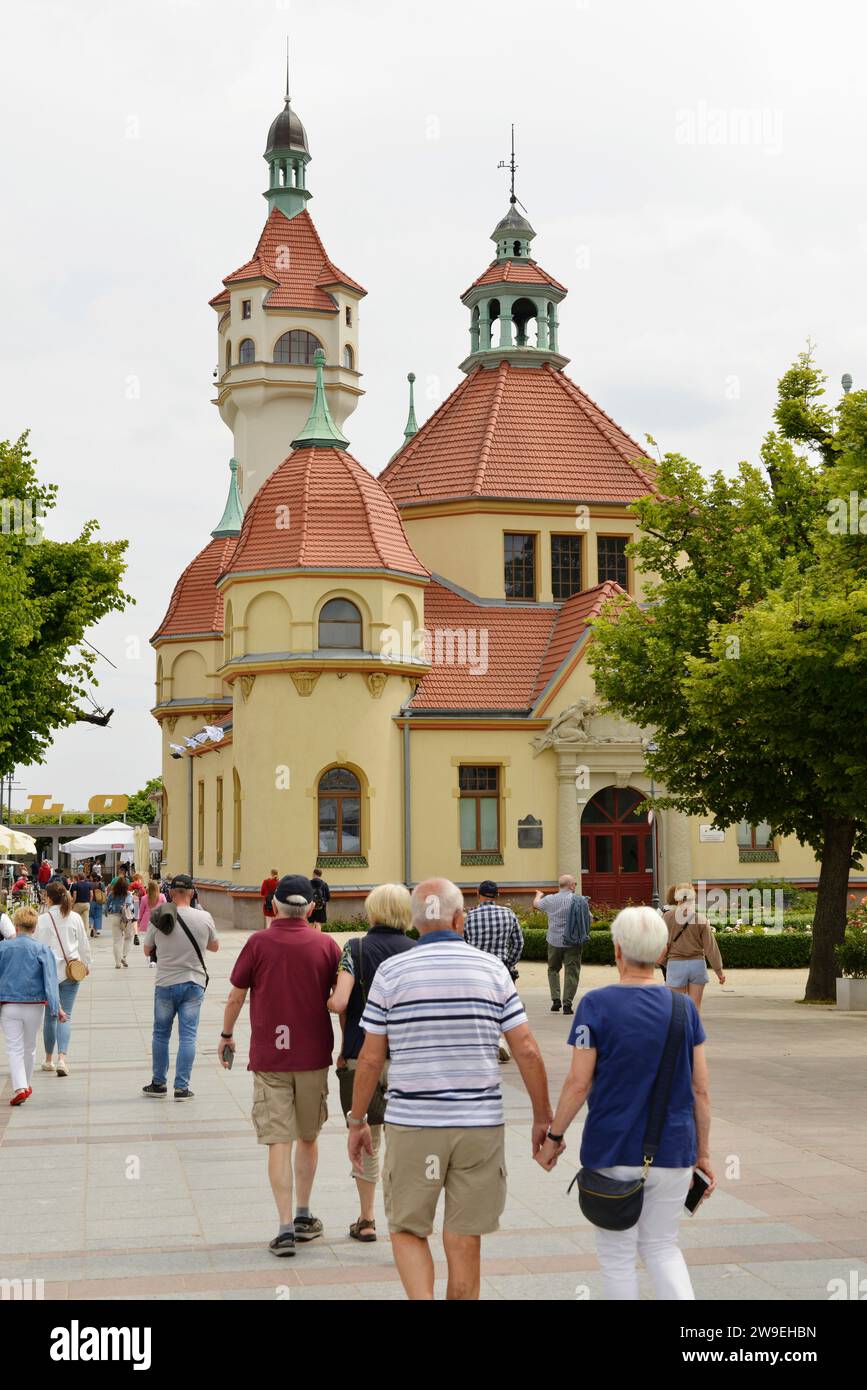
[274,874,314,905]
[170,873,195,891]
[479,880,499,897]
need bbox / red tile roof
[209,208,365,314]
[380,360,656,506]
[224,447,428,578]
[409,579,622,711]
[463,258,568,297]
[152,535,238,642]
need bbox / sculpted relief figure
[532,698,598,754]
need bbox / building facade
[152,88,838,928]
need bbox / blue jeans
[43,978,81,1056]
[90,901,103,934]
[152,982,205,1090]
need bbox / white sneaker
[56,1058,69,1076]
[41,1060,56,1072]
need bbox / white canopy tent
[60,821,163,857]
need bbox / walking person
[36,882,91,1077]
[0,906,66,1105]
[310,868,331,928]
[141,874,219,1100]
[220,875,341,1257]
[464,880,524,1062]
[328,883,417,1242]
[260,869,279,928]
[534,874,588,1015]
[348,878,553,1301]
[37,859,52,894]
[535,905,714,1300]
[90,873,105,938]
[139,880,166,969]
[71,872,93,935]
[662,884,725,1012]
[105,877,136,969]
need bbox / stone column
[556,752,582,889]
[498,296,513,349]
[665,807,693,893]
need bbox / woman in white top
[35,882,91,1077]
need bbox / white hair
[411,878,464,930]
[274,897,309,920]
[611,905,668,965]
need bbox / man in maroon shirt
[220,874,340,1257]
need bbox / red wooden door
[580,787,653,908]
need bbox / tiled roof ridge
[547,366,656,490]
[152,534,236,642]
[298,447,314,567]
[298,210,365,295]
[379,368,479,488]
[345,450,389,571]
[471,361,509,495]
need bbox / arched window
[273,330,322,365]
[225,341,232,370]
[232,768,242,865]
[318,598,362,650]
[238,338,255,365]
[343,344,354,369]
[513,239,522,256]
[318,768,361,855]
[512,297,539,348]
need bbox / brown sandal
[349,1218,377,1242]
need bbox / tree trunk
[805,814,856,1002]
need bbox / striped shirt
[464,902,524,970]
[538,889,575,947]
[360,930,528,1127]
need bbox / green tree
[0,433,130,773]
[126,776,162,825]
[590,352,867,1001]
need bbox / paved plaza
[1,928,866,1302]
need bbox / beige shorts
[382,1124,507,1237]
[251,1068,329,1145]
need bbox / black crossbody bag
[568,990,687,1230]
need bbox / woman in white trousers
[536,905,715,1300]
[105,878,135,968]
[0,906,65,1104]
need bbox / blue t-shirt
[568,984,706,1168]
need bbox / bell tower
[209,64,366,504]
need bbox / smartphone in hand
[221,1044,234,1069]
[685,1168,711,1215]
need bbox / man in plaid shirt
[465,882,525,1062]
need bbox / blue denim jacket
[0,934,60,1016]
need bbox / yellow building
[152,89,833,928]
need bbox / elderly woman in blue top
[0,905,66,1106]
[536,905,715,1300]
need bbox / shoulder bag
[338,935,388,1127]
[175,910,210,992]
[568,990,687,1230]
[49,908,87,983]
[660,917,691,981]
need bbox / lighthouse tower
[209,74,366,503]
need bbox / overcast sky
[2,0,866,808]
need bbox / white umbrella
[0,825,37,855]
[60,820,163,855]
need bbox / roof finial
[284,37,291,105]
[212,458,245,538]
[403,372,419,442]
[498,124,518,204]
[291,349,349,450]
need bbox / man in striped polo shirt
[348,878,552,1300]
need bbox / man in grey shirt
[141,874,219,1099]
[534,874,582,1016]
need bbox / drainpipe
[187,753,194,878]
[402,718,412,889]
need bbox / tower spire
[264,50,311,219]
[498,124,518,205]
[291,350,349,450]
[212,458,245,538]
[403,373,419,443]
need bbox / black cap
[274,874,314,905]
[479,880,499,897]
[170,873,195,891]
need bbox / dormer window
[241,299,252,320]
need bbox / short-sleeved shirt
[537,889,575,947]
[230,919,341,1072]
[360,930,528,1127]
[568,984,706,1168]
[143,906,217,987]
[74,879,93,904]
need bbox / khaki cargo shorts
[251,1068,329,1145]
[382,1124,507,1237]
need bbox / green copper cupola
[212,458,245,537]
[291,350,349,449]
[403,373,419,442]
[264,56,312,219]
